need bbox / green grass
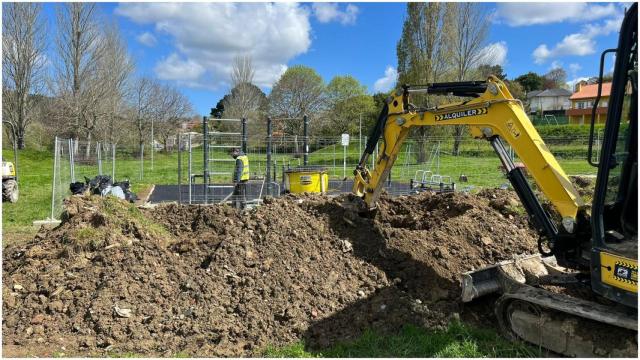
[1,148,184,245]
[2,138,597,246]
[264,322,539,358]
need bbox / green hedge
[535,124,603,139]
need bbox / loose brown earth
[3,190,540,356]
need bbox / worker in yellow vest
[230,148,249,209]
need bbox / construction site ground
[2,186,556,357]
[148,179,411,204]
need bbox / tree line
[212,56,381,143]
[2,3,193,151]
[4,2,591,159]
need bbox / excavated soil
[3,190,540,356]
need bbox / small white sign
[341,133,350,146]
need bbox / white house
[526,88,572,114]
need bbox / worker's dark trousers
[233,181,247,209]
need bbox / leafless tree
[131,76,156,153]
[130,77,192,153]
[50,2,105,146]
[153,83,193,152]
[450,3,489,156]
[94,21,135,145]
[2,2,47,149]
[223,55,264,120]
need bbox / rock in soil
[3,190,539,356]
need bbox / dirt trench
[2,190,539,356]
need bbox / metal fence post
[68,138,75,183]
[111,144,116,181]
[178,133,182,204]
[333,143,336,177]
[188,133,192,204]
[139,143,144,181]
[266,117,272,196]
[151,116,154,171]
[203,116,209,204]
[303,114,309,166]
[241,117,248,153]
[343,141,347,179]
[97,142,102,175]
[51,137,59,220]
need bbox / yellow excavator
[353,3,637,356]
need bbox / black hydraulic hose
[358,103,388,166]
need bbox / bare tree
[153,84,193,152]
[223,55,265,120]
[450,3,489,156]
[2,2,47,149]
[131,76,156,153]
[50,2,105,144]
[129,77,192,153]
[94,21,135,145]
[543,67,568,89]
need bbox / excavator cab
[589,2,637,308]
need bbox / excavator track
[495,286,638,357]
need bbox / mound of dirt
[3,190,539,356]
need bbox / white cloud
[533,31,599,64]
[155,53,205,81]
[374,66,397,93]
[136,32,157,47]
[533,19,622,64]
[478,41,508,66]
[568,63,581,73]
[495,3,618,27]
[530,5,625,64]
[312,3,359,25]
[583,16,624,38]
[550,60,563,70]
[568,63,582,77]
[116,2,311,89]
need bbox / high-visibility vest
[237,155,250,181]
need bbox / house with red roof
[565,81,611,125]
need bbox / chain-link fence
[50,138,117,220]
[174,119,602,205]
[39,117,608,213]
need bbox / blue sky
[40,2,628,115]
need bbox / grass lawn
[264,322,539,357]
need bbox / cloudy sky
[40,2,628,115]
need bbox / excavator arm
[353,76,586,255]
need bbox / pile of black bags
[69,175,137,203]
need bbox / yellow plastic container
[284,167,329,194]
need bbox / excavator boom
[354,77,586,257]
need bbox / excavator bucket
[460,254,568,302]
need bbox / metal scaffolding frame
[202,116,247,204]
